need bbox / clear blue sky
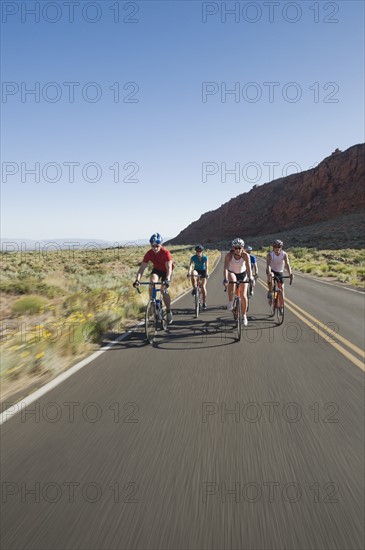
[1,0,364,241]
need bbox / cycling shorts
[228,270,248,282]
[195,269,207,278]
[151,268,169,281]
[271,270,284,283]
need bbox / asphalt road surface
[1,255,364,550]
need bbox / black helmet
[195,244,204,251]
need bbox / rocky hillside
[169,144,365,248]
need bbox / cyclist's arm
[136,261,148,282]
[253,263,258,277]
[187,259,194,276]
[244,252,253,280]
[284,254,293,278]
[266,253,272,277]
[223,253,230,281]
[165,260,173,280]
[206,257,209,275]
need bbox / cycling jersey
[191,254,208,271]
[143,247,173,272]
[250,254,257,267]
[268,250,287,272]
[227,253,246,274]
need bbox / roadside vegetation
[0,245,221,400]
[256,247,365,287]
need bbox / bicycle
[135,282,167,344]
[268,275,292,325]
[193,275,205,318]
[225,280,249,341]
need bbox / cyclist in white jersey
[266,239,293,300]
[223,238,253,326]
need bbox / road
[1,255,364,550]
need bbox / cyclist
[245,245,258,296]
[223,238,253,326]
[133,233,174,324]
[187,244,209,310]
[266,239,293,301]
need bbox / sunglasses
[234,246,242,250]
[273,245,282,249]
[152,244,161,249]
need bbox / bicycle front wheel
[235,298,242,341]
[145,301,157,344]
[276,293,284,325]
[195,290,200,318]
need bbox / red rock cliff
[169,144,365,244]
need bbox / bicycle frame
[194,275,204,318]
[226,280,249,341]
[269,275,291,325]
[136,282,167,344]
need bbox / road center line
[285,298,364,360]
[256,279,364,371]
[285,302,364,371]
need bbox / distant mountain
[0,239,149,252]
[168,144,365,248]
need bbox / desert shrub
[0,279,63,297]
[11,295,48,316]
[84,311,122,343]
[62,293,88,315]
[292,247,309,259]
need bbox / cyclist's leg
[160,274,171,310]
[201,278,207,302]
[191,269,198,290]
[241,281,248,315]
[150,271,159,298]
[277,281,284,307]
[198,271,207,302]
[267,271,273,294]
[227,272,237,305]
[235,274,247,315]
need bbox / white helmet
[231,238,245,248]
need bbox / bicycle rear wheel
[145,301,157,344]
[235,298,242,341]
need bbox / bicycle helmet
[246,246,253,252]
[231,238,245,248]
[195,244,204,251]
[273,239,283,247]
[149,233,163,245]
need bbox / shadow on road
[104,305,280,351]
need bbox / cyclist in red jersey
[133,233,174,324]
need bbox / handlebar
[272,274,293,285]
[224,280,250,292]
[133,281,168,294]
